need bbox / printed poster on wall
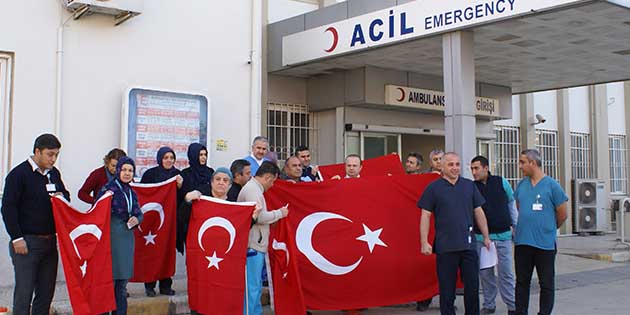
[125,88,209,178]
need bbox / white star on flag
[143,231,157,245]
[356,224,387,253]
[80,261,87,277]
[206,251,224,269]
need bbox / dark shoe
[145,288,156,297]
[480,308,495,314]
[160,288,176,296]
[416,302,429,311]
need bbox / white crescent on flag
[197,217,236,269]
[138,202,165,232]
[69,224,103,277]
[296,212,363,276]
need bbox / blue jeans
[114,279,129,315]
[476,240,516,311]
[244,250,265,315]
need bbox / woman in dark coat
[97,156,143,315]
[139,147,182,297]
[176,143,214,254]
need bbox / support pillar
[519,93,536,150]
[443,31,476,178]
[591,84,611,230]
[557,89,572,234]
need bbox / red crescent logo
[396,88,405,102]
[324,27,339,53]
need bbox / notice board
[122,88,209,178]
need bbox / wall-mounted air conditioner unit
[65,0,143,25]
[572,179,608,234]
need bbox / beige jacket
[237,178,285,252]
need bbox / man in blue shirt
[471,156,518,315]
[513,149,568,315]
[244,136,270,175]
[419,152,491,315]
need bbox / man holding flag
[238,161,289,315]
[2,134,70,315]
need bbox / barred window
[494,125,521,188]
[266,103,314,161]
[570,132,593,179]
[536,129,559,179]
[609,134,628,194]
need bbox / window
[609,134,627,194]
[0,53,13,191]
[536,129,559,180]
[570,132,593,179]
[494,125,521,188]
[267,103,315,161]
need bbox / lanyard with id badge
[532,194,544,211]
[46,174,57,194]
[116,181,138,229]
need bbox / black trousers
[9,235,58,315]
[144,277,173,291]
[514,245,556,315]
[436,249,479,315]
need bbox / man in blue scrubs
[419,152,491,315]
[514,149,568,315]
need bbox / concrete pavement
[1,234,629,314]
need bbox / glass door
[361,133,401,160]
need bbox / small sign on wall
[216,139,228,152]
[384,85,500,118]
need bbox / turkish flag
[129,177,178,282]
[186,196,256,315]
[52,194,116,315]
[318,153,405,180]
[269,218,306,314]
[265,173,440,310]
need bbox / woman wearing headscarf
[184,167,235,202]
[181,167,260,315]
[176,143,214,254]
[97,157,143,315]
[78,148,126,204]
[139,147,183,297]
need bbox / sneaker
[160,288,176,296]
[145,288,156,297]
[480,308,495,314]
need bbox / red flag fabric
[129,177,178,282]
[186,196,256,315]
[265,174,439,310]
[318,153,405,180]
[269,218,306,314]
[52,194,116,315]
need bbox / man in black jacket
[471,155,517,315]
[1,134,70,315]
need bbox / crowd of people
[1,133,568,315]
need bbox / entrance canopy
[269,0,630,94]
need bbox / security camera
[535,114,547,124]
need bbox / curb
[563,251,630,263]
[50,288,270,315]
